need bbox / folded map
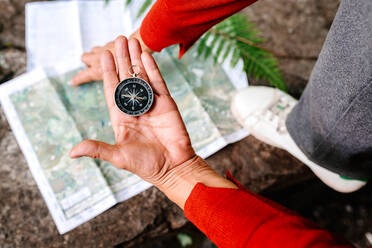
[0,0,249,234]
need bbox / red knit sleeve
[184,179,354,248]
[140,0,257,58]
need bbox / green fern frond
[214,39,226,64]
[196,32,212,58]
[196,14,286,91]
[105,1,285,90]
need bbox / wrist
[156,156,238,209]
[130,29,153,54]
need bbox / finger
[69,140,119,165]
[114,36,132,81]
[91,46,102,53]
[81,52,99,66]
[128,38,149,82]
[101,50,119,111]
[70,69,100,86]
[141,52,170,95]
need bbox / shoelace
[247,95,296,134]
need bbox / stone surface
[0,48,27,83]
[0,0,343,247]
[244,0,340,58]
[0,0,33,84]
[0,0,39,48]
[243,0,341,98]
[0,104,310,247]
[267,179,372,248]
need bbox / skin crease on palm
[70,35,195,183]
[69,35,238,209]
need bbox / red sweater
[140,1,354,247]
[185,173,352,248]
[140,0,257,58]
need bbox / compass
[114,74,154,116]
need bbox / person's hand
[70,36,237,208]
[70,29,152,86]
[129,29,152,54]
[69,36,195,186]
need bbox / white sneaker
[231,86,366,193]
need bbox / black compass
[114,76,154,116]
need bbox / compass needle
[114,74,154,116]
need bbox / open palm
[70,36,195,185]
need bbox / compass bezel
[114,77,154,116]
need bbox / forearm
[155,155,237,209]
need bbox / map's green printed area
[49,69,143,194]
[9,45,243,220]
[10,79,114,219]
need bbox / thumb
[69,140,118,165]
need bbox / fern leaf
[214,39,226,63]
[196,32,212,58]
[221,44,232,63]
[195,14,286,91]
[230,47,241,68]
[204,34,220,59]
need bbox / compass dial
[114,77,154,116]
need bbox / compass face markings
[114,77,154,116]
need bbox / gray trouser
[286,0,372,180]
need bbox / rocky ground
[0,0,371,247]
[0,0,28,82]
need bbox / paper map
[0,0,248,234]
